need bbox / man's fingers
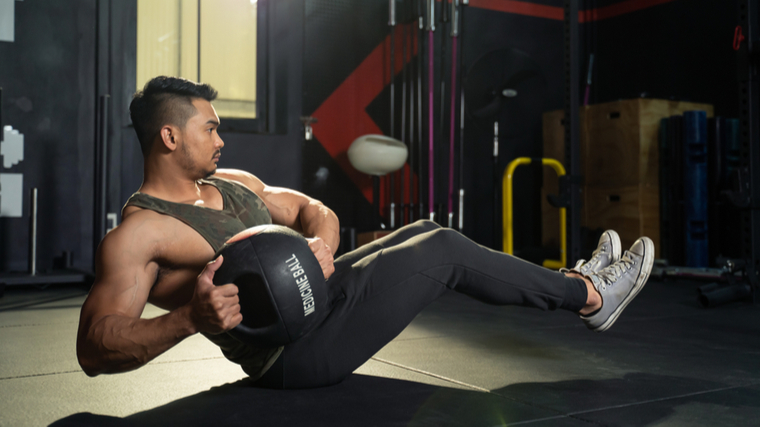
[319,253,335,279]
[306,237,335,278]
[323,265,335,280]
[307,238,326,253]
[218,303,242,331]
[205,295,242,332]
[215,283,239,297]
[230,312,243,329]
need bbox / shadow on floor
[493,372,760,425]
[50,372,755,427]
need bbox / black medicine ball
[212,225,327,348]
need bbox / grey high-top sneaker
[581,236,655,332]
[560,230,621,276]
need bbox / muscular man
[76,76,654,389]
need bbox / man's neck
[141,158,206,204]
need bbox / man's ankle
[578,276,602,315]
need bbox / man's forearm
[299,201,340,254]
[77,305,196,376]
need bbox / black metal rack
[564,0,582,266]
[738,0,760,303]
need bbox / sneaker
[560,230,622,276]
[580,236,655,332]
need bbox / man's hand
[307,237,335,279]
[187,256,243,334]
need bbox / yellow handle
[502,158,567,269]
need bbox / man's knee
[412,219,442,233]
[419,227,463,251]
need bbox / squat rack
[737,0,760,303]
[564,0,583,267]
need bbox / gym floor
[1,278,758,427]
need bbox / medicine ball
[212,225,327,348]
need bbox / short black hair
[129,76,218,156]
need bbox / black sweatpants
[250,220,588,389]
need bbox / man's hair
[129,76,218,156]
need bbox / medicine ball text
[285,254,316,316]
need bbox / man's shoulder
[121,204,169,225]
[213,168,251,182]
[213,168,253,179]
[98,215,159,265]
[213,169,264,192]
[109,208,179,250]
[102,210,180,259]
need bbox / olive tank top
[123,176,272,252]
[123,176,283,380]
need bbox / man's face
[177,99,224,179]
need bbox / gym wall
[0,0,744,274]
[0,0,98,272]
[0,0,306,273]
[300,0,742,257]
[300,0,567,252]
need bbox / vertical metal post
[458,0,467,232]
[389,0,397,229]
[401,22,408,226]
[93,95,110,267]
[408,18,416,225]
[427,0,436,221]
[374,176,381,228]
[564,0,582,265]
[739,0,760,302]
[439,0,449,225]
[418,7,425,220]
[447,0,458,229]
[28,188,38,276]
[0,87,3,143]
[493,121,499,248]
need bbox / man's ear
[159,126,180,152]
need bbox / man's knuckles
[203,283,237,299]
[230,313,243,328]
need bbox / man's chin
[203,167,217,179]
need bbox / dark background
[0,0,741,273]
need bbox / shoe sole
[594,236,654,332]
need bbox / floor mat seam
[370,357,579,419]
[0,321,79,328]
[369,356,490,392]
[0,356,228,381]
[565,381,760,417]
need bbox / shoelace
[589,244,608,263]
[595,251,635,291]
[579,244,608,273]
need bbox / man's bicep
[214,168,311,228]
[260,186,312,229]
[80,229,157,330]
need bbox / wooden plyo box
[541,99,714,256]
[582,185,660,254]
